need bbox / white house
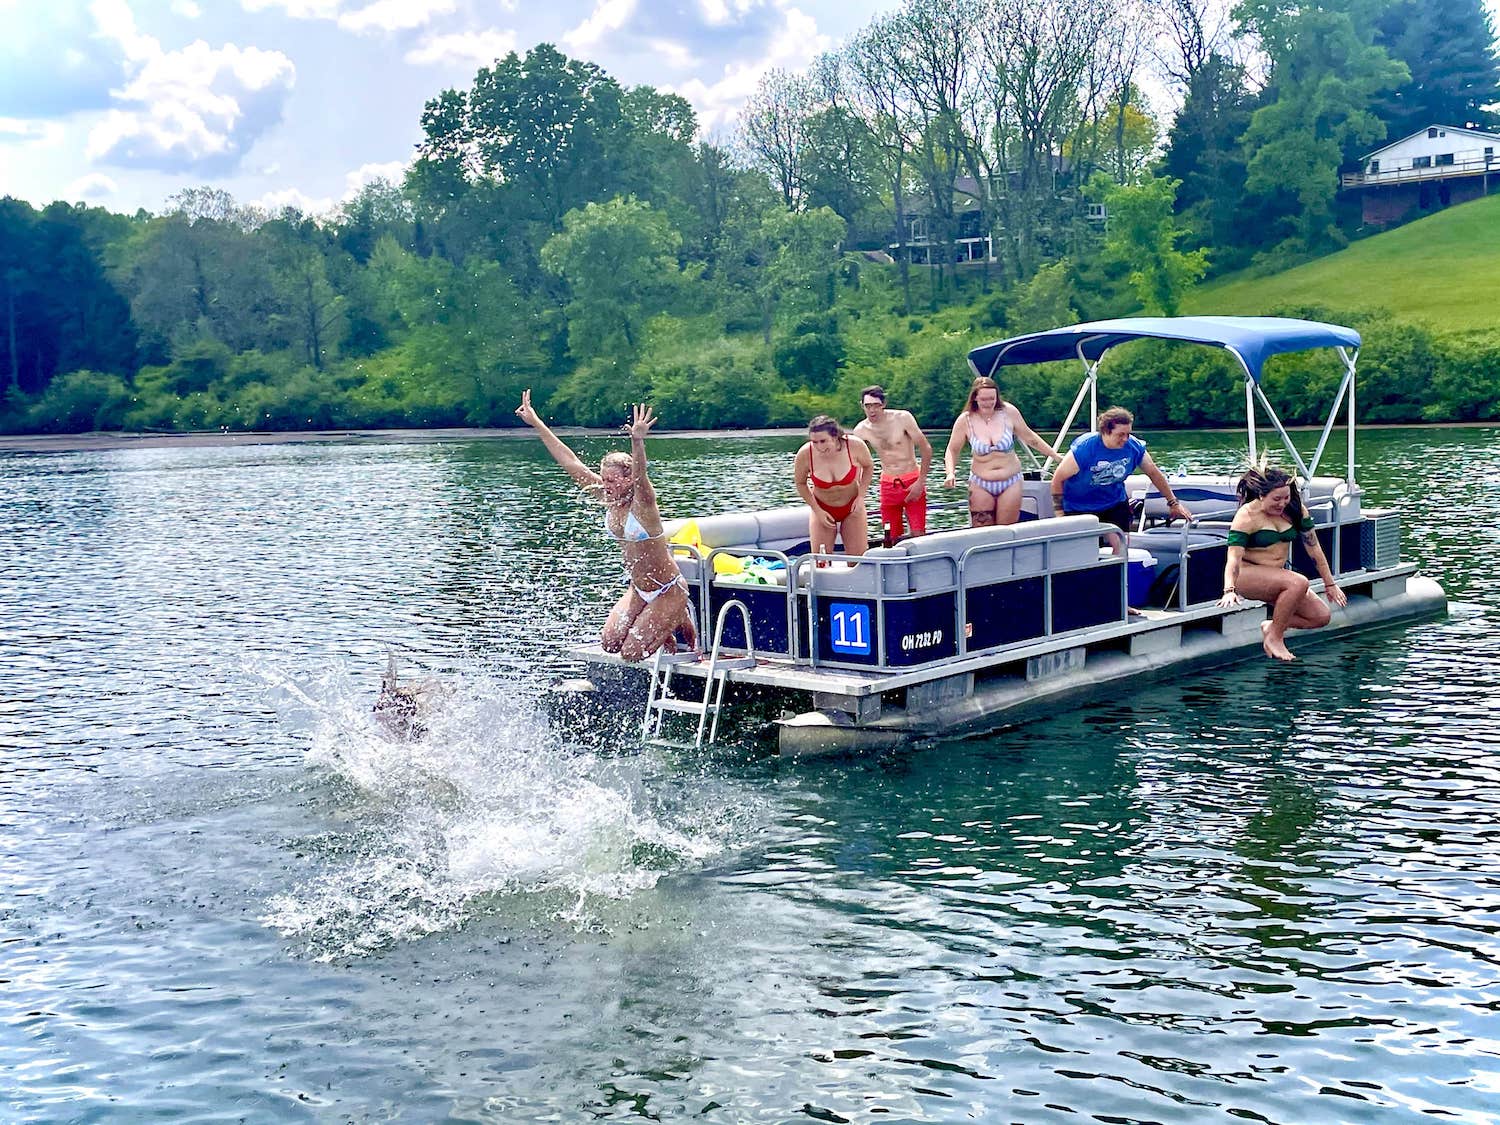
[1342,124,1500,225]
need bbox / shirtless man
[853,385,933,545]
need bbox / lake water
[3,426,1498,1124]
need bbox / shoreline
[0,419,1495,456]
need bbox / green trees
[1233,0,1408,256]
[541,197,682,357]
[5,0,1500,437]
[1374,0,1500,138]
[1090,175,1208,315]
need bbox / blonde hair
[599,451,633,475]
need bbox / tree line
[3,0,1498,437]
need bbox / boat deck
[563,563,1442,754]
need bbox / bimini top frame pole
[968,316,1363,484]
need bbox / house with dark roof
[888,171,1103,265]
[1341,124,1500,226]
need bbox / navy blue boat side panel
[1052,567,1124,632]
[1291,524,1363,579]
[710,584,794,654]
[1182,543,1230,605]
[882,594,959,667]
[814,596,881,667]
[966,576,1046,649]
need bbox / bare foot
[1261,621,1296,661]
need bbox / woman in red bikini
[793,415,875,560]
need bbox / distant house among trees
[890,172,1105,267]
[1343,124,1500,226]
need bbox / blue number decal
[829,602,872,656]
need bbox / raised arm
[516,388,601,492]
[1009,404,1062,463]
[626,402,658,511]
[1139,452,1192,521]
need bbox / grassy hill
[1187,192,1500,333]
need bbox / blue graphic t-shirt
[1061,433,1147,512]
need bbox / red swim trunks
[879,470,927,542]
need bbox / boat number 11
[829,602,872,656]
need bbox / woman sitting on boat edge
[1219,465,1347,662]
[793,415,875,562]
[515,391,697,662]
[942,375,1062,526]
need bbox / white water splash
[257,662,748,958]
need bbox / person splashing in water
[516,391,696,661]
[1219,465,1346,661]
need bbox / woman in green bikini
[1219,466,1346,662]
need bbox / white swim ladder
[642,600,757,749]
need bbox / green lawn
[1188,192,1500,332]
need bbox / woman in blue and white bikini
[942,376,1062,526]
[516,391,696,661]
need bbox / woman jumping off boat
[1218,466,1346,661]
[516,391,696,661]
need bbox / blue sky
[0,0,901,215]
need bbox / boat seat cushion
[1006,515,1101,574]
[808,546,909,596]
[901,525,1017,588]
[755,505,814,544]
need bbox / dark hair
[1237,466,1306,526]
[1098,406,1133,434]
[860,385,886,403]
[966,376,1006,414]
[808,414,843,439]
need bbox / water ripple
[3,430,1500,1122]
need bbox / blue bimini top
[966,316,1362,385]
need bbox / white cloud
[247,159,404,217]
[90,0,157,61]
[240,0,455,33]
[0,118,66,144]
[564,0,638,53]
[405,29,517,67]
[65,172,119,199]
[338,0,454,33]
[343,159,407,195]
[251,185,335,215]
[241,0,341,16]
[0,3,130,116]
[668,3,831,131]
[172,0,202,16]
[85,9,297,175]
[646,38,697,70]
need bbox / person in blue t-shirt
[1049,406,1191,538]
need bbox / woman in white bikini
[516,391,696,661]
[942,376,1062,526]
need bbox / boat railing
[789,518,1122,671]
